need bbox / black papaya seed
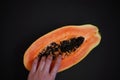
[38,36,84,59]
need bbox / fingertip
[30,57,39,73]
[39,56,46,64]
[45,55,53,62]
[57,55,62,61]
[41,56,46,60]
[43,55,53,72]
[37,56,46,72]
[58,55,62,58]
[48,55,53,59]
[33,57,39,65]
[50,55,62,77]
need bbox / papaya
[23,24,101,72]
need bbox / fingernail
[59,54,62,57]
[58,55,62,58]
[48,55,53,59]
[35,56,38,60]
[42,56,46,60]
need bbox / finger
[43,55,53,73]
[37,56,46,72]
[30,57,39,73]
[50,55,62,77]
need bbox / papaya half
[23,24,101,72]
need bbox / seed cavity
[38,36,84,59]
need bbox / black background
[1,0,119,80]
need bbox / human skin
[28,55,62,80]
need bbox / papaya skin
[23,24,101,72]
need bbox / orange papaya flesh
[23,24,101,72]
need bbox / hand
[28,55,62,80]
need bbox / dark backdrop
[1,0,119,80]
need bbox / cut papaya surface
[23,24,101,72]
